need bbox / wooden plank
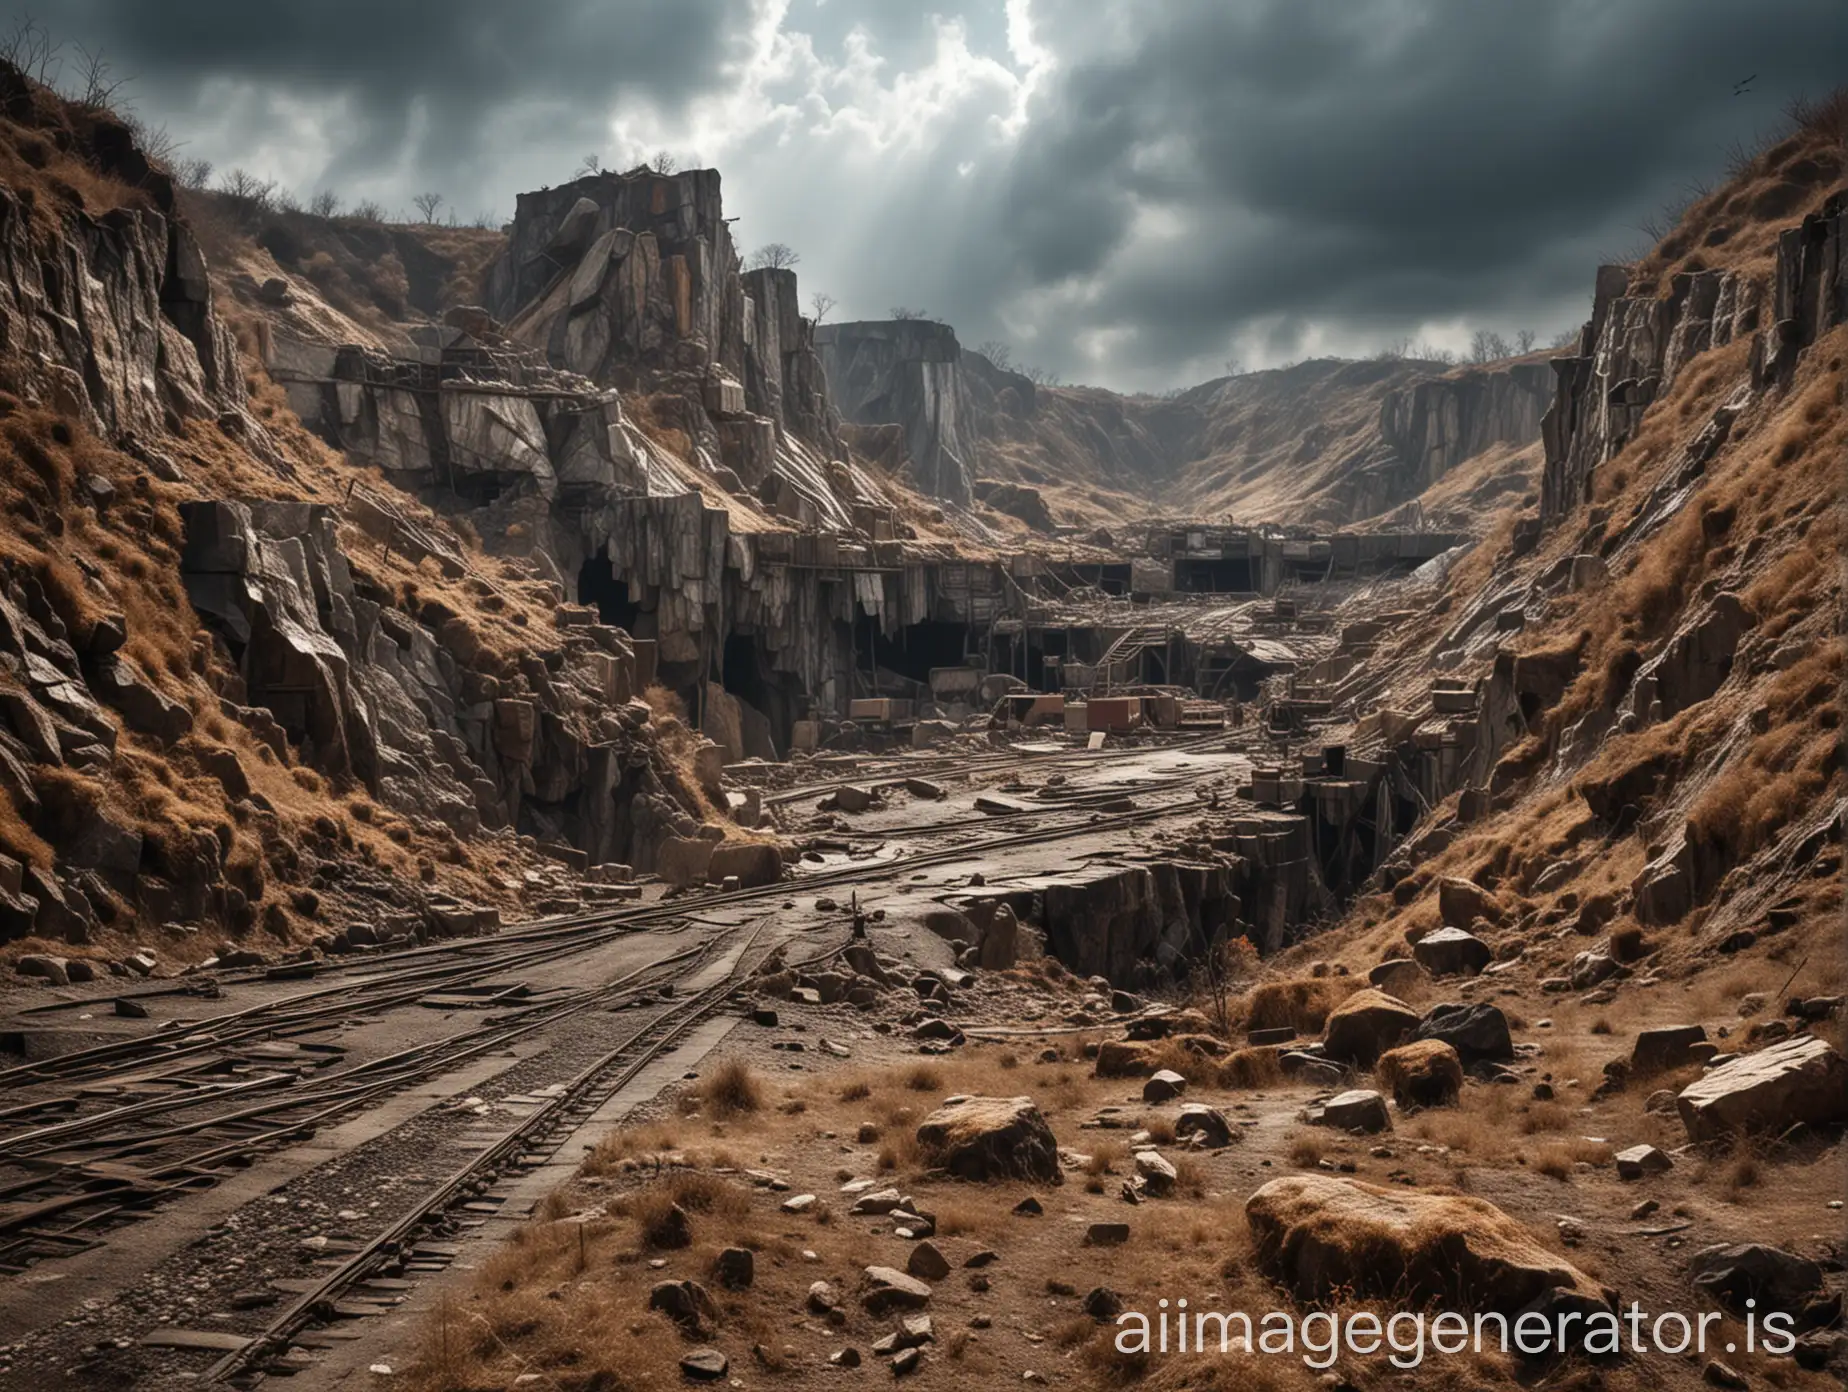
[140,1329,253,1351]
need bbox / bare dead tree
[575,152,602,176]
[1469,329,1513,364]
[809,291,836,323]
[69,42,127,107]
[412,191,445,223]
[976,339,1013,370]
[1516,328,1537,354]
[175,157,214,190]
[308,189,340,218]
[649,150,678,174]
[220,168,276,212]
[1551,325,1583,350]
[1187,935,1259,1037]
[748,242,800,270]
[349,199,385,223]
[1,16,62,86]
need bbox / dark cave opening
[1175,557,1255,593]
[576,551,643,632]
[721,632,793,758]
[856,616,972,686]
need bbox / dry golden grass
[696,1059,763,1120]
[1245,976,1357,1033]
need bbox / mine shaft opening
[720,633,794,758]
[856,616,972,687]
[576,551,643,633]
[1175,557,1255,593]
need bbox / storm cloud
[20,0,1847,388]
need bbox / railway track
[0,936,721,1271]
[200,915,790,1386]
[0,732,1251,1299]
[15,730,1256,1043]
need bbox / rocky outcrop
[0,66,249,446]
[817,320,975,504]
[1379,361,1552,496]
[1763,190,1847,384]
[178,498,708,873]
[1540,264,1763,520]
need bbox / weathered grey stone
[1676,1036,1848,1140]
[915,1096,1061,1183]
[1412,926,1492,977]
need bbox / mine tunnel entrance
[576,551,643,632]
[721,633,794,758]
[856,616,972,686]
[1175,557,1255,593]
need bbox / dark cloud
[24,0,754,195]
[951,0,1848,380]
[18,0,1846,387]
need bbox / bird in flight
[1733,74,1757,96]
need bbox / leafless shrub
[412,191,444,223]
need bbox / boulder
[1307,1089,1392,1134]
[16,953,69,986]
[906,1241,951,1281]
[1247,1175,1612,1321]
[713,1247,754,1289]
[1437,877,1502,928]
[1377,1039,1463,1108]
[1322,989,1419,1066]
[1414,1002,1514,1065]
[1173,1104,1236,1148]
[1613,1145,1673,1180]
[1142,1069,1187,1103]
[915,1096,1061,1183]
[1367,958,1424,992]
[1412,926,1492,977]
[1570,949,1617,990]
[1134,1151,1178,1197]
[1676,1035,1848,1141]
[647,1279,717,1331]
[1690,1243,1824,1317]
[679,1348,728,1381]
[707,842,782,888]
[861,1267,932,1315]
[654,835,714,888]
[977,902,1020,970]
[1632,1024,1709,1074]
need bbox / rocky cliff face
[1379,361,1552,506]
[816,319,976,505]
[0,65,747,958]
[1291,125,1844,1004]
[963,355,1548,532]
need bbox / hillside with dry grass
[0,60,735,971]
[966,350,1551,535]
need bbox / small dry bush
[698,1059,763,1119]
[1246,977,1356,1033]
[903,1062,944,1092]
[1217,1046,1283,1088]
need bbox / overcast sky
[24,0,1848,390]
